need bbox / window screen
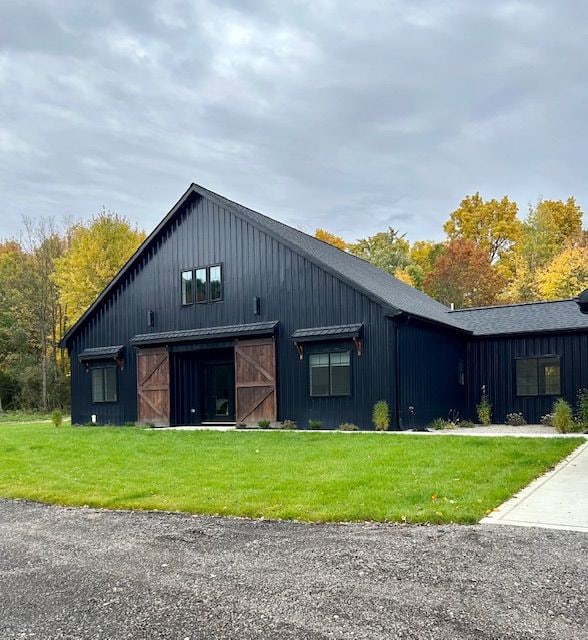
[181,270,193,305]
[516,356,561,396]
[309,352,351,396]
[209,265,223,301]
[195,267,207,303]
[91,367,117,403]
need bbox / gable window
[195,267,207,303]
[309,351,351,397]
[91,366,117,403]
[181,270,193,305]
[209,264,223,301]
[516,356,561,396]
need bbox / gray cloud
[1,0,587,243]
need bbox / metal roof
[291,323,363,342]
[79,345,124,361]
[194,185,469,332]
[130,321,279,346]
[449,299,588,336]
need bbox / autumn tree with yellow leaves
[52,211,145,327]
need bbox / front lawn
[0,424,582,523]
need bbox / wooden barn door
[235,338,277,423]
[137,347,170,427]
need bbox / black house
[62,184,588,428]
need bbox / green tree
[395,240,445,289]
[0,242,28,411]
[443,193,520,263]
[53,211,145,327]
[348,228,410,275]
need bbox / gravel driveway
[0,500,586,640]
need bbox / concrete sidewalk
[482,441,588,533]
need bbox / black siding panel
[396,318,466,428]
[466,332,588,423]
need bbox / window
[91,366,117,403]
[310,351,351,396]
[209,264,223,301]
[516,356,561,396]
[195,267,207,303]
[181,270,193,305]
[182,264,224,305]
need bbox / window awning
[79,345,124,362]
[130,321,279,347]
[291,323,363,342]
[291,323,363,359]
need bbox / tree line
[0,213,144,412]
[1,192,586,412]
[316,193,588,309]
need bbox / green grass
[0,423,582,524]
[0,410,71,424]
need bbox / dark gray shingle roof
[130,321,279,346]
[449,300,588,336]
[195,185,468,332]
[291,323,363,341]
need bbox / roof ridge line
[449,298,576,312]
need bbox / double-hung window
[309,351,351,396]
[91,366,118,403]
[515,356,561,396]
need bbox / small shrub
[429,418,449,431]
[505,412,526,426]
[236,422,248,429]
[257,419,271,429]
[476,393,492,425]
[308,419,323,430]
[279,419,297,430]
[459,420,475,429]
[51,410,63,428]
[372,400,390,431]
[338,422,359,431]
[540,413,553,427]
[552,399,574,433]
[576,388,588,428]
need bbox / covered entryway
[204,362,235,422]
[131,322,278,426]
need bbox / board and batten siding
[466,331,588,424]
[69,192,395,428]
[395,318,467,428]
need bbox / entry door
[137,347,170,427]
[204,363,235,422]
[235,338,277,423]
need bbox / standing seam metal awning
[130,321,279,347]
[79,345,124,362]
[291,323,363,342]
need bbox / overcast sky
[1,1,587,243]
